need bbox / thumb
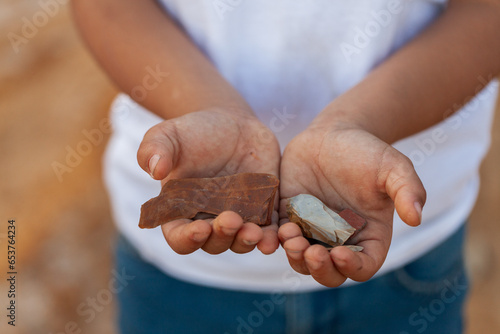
[383,155,426,227]
[137,121,179,181]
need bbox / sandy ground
[0,1,499,333]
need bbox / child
[73,0,499,333]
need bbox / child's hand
[137,109,281,255]
[278,124,426,287]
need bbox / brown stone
[139,173,279,229]
[339,208,367,238]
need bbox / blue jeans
[115,225,468,334]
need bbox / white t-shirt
[103,0,499,292]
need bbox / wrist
[309,106,367,134]
[308,102,395,143]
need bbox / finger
[201,211,244,255]
[230,223,264,254]
[282,236,311,275]
[384,156,427,227]
[279,198,289,220]
[257,223,279,255]
[278,222,303,244]
[137,121,179,180]
[330,246,368,281]
[161,219,211,254]
[304,245,347,287]
[330,240,385,282]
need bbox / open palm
[278,126,426,287]
[138,109,281,255]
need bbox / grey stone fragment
[344,245,364,252]
[286,194,363,251]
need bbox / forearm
[312,0,500,143]
[71,0,252,119]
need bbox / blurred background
[0,1,499,333]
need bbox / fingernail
[221,227,238,236]
[334,258,346,267]
[148,154,160,179]
[243,239,258,246]
[307,259,322,271]
[414,202,422,223]
[191,232,206,243]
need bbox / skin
[73,0,500,287]
[138,109,281,255]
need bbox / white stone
[286,194,357,248]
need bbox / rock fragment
[139,173,279,229]
[286,194,366,251]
